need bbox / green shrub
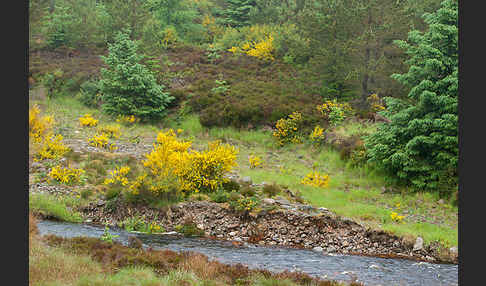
[262,183,281,198]
[99,29,174,122]
[80,189,93,199]
[43,69,66,98]
[229,196,260,212]
[104,188,121,200]
[79,80,102,108]
[209,190,230,203]
[239,185,257,197]
[42,5,75,49]
[222,179,241,192]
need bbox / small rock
[85,219,92,223]
[369,264,380,269]
[229,231,237,236]
[450,246,458,254]
[241,176,252,185]
[97,200,106,207]
[313,246,323,252]
[438,199,445,204]
[263,198,276,205]
[318,207,329,212]
[413,237,424,252]
[327,246,337,253]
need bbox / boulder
[413,237,424,252]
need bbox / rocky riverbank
[79,198,458,264]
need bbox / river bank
[75,197,457,264]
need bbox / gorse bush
[87,133,117,151]
[30,105,70,161]
[29,105,54,143]
[104,166,131,187]
[249,155,262,168]
[97,124,122,139]
[316,100,353,127]
[49,165,85,185]
[301,171,330,188]
[79,114,99,127]
[134,129,238,198]
[272,111,304,146]
[99,29,173,122]
[309,125,325,145]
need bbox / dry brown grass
[29,215,103,286]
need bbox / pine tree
[99,29,173,122]
[365,0,458,195]
[224,0,256,27]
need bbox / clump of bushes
[209,190,231,203]
[316,99,353,127]
[29,105,70,162]
[229,196,260,213]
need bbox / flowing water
[37,220,458,286]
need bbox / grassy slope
[30,96,457,248]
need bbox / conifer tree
[365,0,458,195]
[99,29,173,122]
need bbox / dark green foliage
[99,29,174,122]
[105,188,121,201]
[209,190,230,203]
[365,0,458,195]
[42,5,75,48]
[223,0,256,27]
[80,189,93,200]
[222,179,241,192]
[43,69,66,98]
[239,185,256,197]
[79,80,102,108]
[262,183,281,198]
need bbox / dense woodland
[29,0,458,196]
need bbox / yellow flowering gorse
[29,105,54,143]
[34,134,70,161]
[29,105,70,161]
[139,129,238,196]
[272,111,303,146]
[79,114,99,127]
[390,211,405,223]
[104,166,131,186]
[309,126,325,143]
[116,114,137,125]
[249,155,262,169]
[301,171,330,188]
[97,124,122,139]
[317,100,353,127]
[367,93,386,113]
[49,165,85,185]
[88,133,117,151]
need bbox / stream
[37,220,458,286]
